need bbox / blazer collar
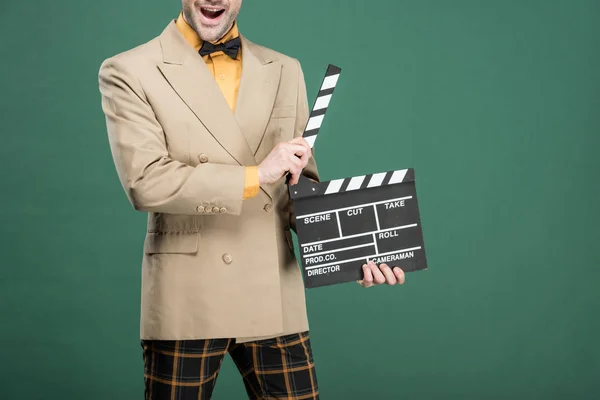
[160,20,275,66]
[157,21,281,199]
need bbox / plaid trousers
[141,331,319,400]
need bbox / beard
[183,2,236,43]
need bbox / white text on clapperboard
[297,196,422,276]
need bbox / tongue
[201,8,224,19]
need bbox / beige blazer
[98,20,319,342]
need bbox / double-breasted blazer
[98,20,319,342]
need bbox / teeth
[203,7,222,11]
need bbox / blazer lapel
[157,22,257,167]
[234,36,281,156]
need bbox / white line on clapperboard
[372,233,379,254]
[373,204,381,230]
[335,212,343,237]
[305,247,422,270]
[302,223,418,256]
[296,196,413,220]
[303,242,373,258]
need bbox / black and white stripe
[323,169,414,195]
[290,168,416,199]
[303,64,341,148]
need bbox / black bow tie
[199,37,241,59]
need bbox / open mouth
[200,7,225,20]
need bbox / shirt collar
[175,11,240,53]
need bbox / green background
[1,0,599,398]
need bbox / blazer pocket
[270,105,296,119]
[144,232,199,254]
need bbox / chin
[193,18,230,42]
[195,28,217,42]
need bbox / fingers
[379,264,397,285]
[393,267,405,284]
[277,142,310,185]
[280,143,310,158]
[360,264,374,288]
[287,154,304,185]
[369,261,386,285]
[284,139,312,166]
[289,137,312,154]
[358,262,406,288]
[289,136,309,145]
[259,138,313,185]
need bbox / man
[98,1,406,398]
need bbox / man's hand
[358,261,405,288]
[258,137,312,185]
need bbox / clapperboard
[290,65,428,288]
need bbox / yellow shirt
[176,13,259,199]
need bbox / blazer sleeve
[98,57,246,216]
[289,58,320,232]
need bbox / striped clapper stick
[289,66,428,289]
[303,64,341,148]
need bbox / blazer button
[212,206,220,213]
[264,204,273,212]
[196,205,205,213]
[222,253,233,264]
[219,207,227,214]
[199,153,209,163]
